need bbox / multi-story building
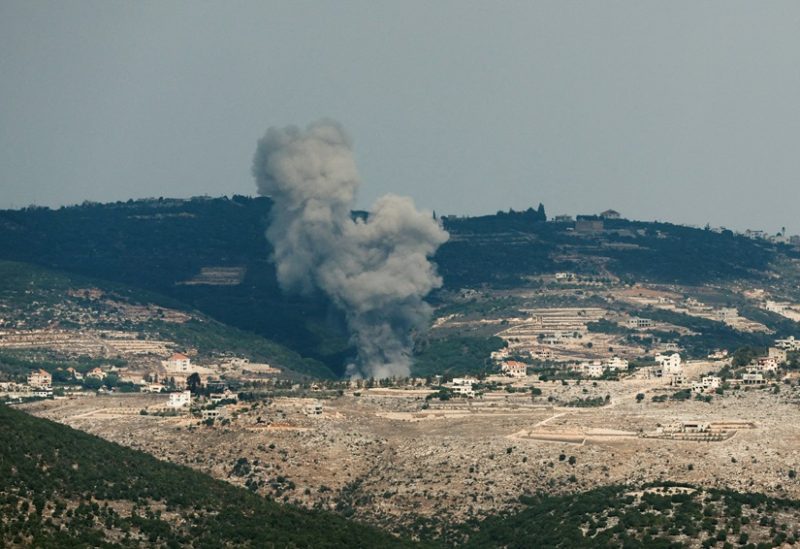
[27,369,52,388]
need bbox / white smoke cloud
[252,121,449,378]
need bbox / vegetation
[412,336,505,377]
[0,198,789,377]
[643,308,775,358]
[0,258,333,379]
[458,484,800,548]
[0,404,416,548]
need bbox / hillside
[0,260,333,379]
[0,197,798,375]
[439,212,793,288]
[458,484,800,548]
[0,198,352,374]
[0,404,415,548]
[6,402,800,548]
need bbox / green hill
[0,197,796,376]
[0,404,417,548]
[458,484,800,548]
[0,259,333,379]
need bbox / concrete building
[163,352,192,372]
[766,300,790,314]
[768,347,788,364]
[579,361,605,378]
[86,367,106,380]
[575,216,604,233]
[626,317,654,329]
[692,376,722,394]
[27,369,52,388]
[605,356,629,371]
[741,372,766,385]
[669,372,688,386]
[209,389,238,404]
[750,357,779,373]
[201,408,227,421]
[600,209,621,220]
[501,360,527,377]
[655,353,682,375]
[775,336,800,351]
[451,377,476,398]
[167,390,192,409]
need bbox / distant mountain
[439,210,793,288]
[0,404,416,548]
[0,197,795,374]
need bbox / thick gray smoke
[252,121,449,378]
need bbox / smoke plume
[252,121,448,378]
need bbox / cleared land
[21,379,800,534]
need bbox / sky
[1,1,799,234]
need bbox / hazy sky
[2,2,799,234]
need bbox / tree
[636,393,645,403]
[186,373,202,394]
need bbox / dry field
[20,380,800,532]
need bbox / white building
[451,377,476,398]
[692,376,721,393]
[605,356,629,371]
[167,390,192,409]
[27,369,52,388]
[741,372,766,385]
[766,300,790,314]
[209,389,238,404]
[201,408,227,421]
[86,367,106,380]
[163,353,192,372]
[626,318,653,329]
[501,360,527,377]
[580,361,605,378]
[655,353,682,375]
[768,347,788,364]
[754,357,779,373]
[775,336,800,351]
[669,372,688,386]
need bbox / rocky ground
[20,379,800,535]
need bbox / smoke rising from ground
[252,121,448,378]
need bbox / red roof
[170,353,189,361]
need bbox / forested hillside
[0,197,793,375]
[458,484,800,548]
[0,404,416,548]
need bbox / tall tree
[186,372,202,394]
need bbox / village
[3,259,800,533]
[18,343,800,533]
